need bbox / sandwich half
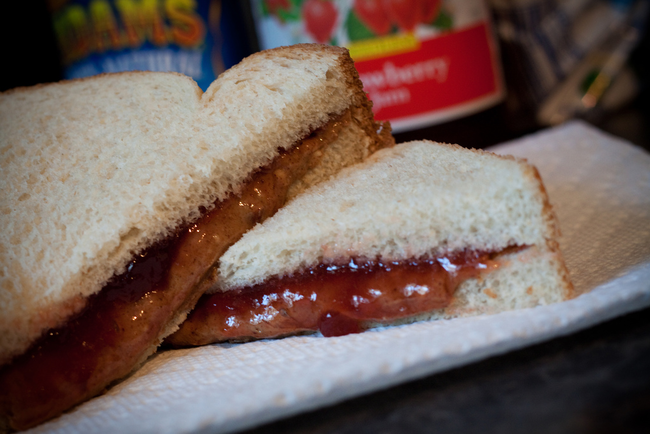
[0,44,392,430]
[169,141,573,345]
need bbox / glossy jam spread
[169,249,506,344]
[0,113,349,431]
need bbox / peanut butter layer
[0,113,349,431]
[168,248,523,345]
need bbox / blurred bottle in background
[251,0,507,147]
[490,0,649,136]
[46,0,256,90]
[1,0,647,148]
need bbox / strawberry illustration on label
[265,0,291,15]
[418,0,441,24]
[383,0,420,32]
[353,0,392,36]
[303,0,338,43]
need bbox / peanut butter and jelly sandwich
[168,141,574,344]
[0,44,392,430]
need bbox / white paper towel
[28,121,650,434]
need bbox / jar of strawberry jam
[250,0,507,146]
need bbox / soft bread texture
[217,141,573,313]
[0,44,387,365]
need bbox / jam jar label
[252,0,505,132]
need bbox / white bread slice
[216,141,573,321]
[0,44,390,366]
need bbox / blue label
[51,0,250,90]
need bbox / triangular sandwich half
[169,140,573,344]
[0,44,392,430]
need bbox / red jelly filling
[174,249,505,343]
[0,237,182,430]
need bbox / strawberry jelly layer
[171,248,510,344]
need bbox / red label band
[356,23,502,123]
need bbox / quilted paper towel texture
[491,121,650,294]
[27,121,650,434]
